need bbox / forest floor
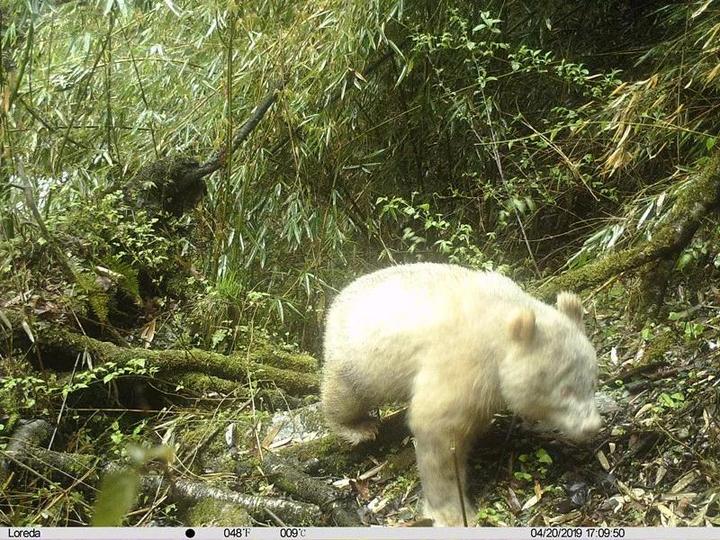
[1,274,719,527]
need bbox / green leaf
[129,358,146,369]
[676,251,694,271]
[535,448,553,464]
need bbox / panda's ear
[509,309,535,345]
[557,291,584,328]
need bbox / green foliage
[475,503,510,526]
[108,419,150,455]
[0,357,158,416]
[658,392,685,410]
[44,190,171,277]
[514,447,553,482]
[102,258,141,300]
[76,271,111,323]
[90,444,174,525]
[668,310,707,341]
[0,375,47,410]
[376,193,504,271]
[2,0,719,340]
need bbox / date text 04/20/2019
[531,528,626,539]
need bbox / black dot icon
[185,529,196,538]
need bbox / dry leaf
[140,318,157,346]
[0,310,11,330]
[596,449,610,471]
[261,423,281,449]
[350,478,371,501]
[533,480,543,499]
[21,320,35,343]
[359,461,386,481]
[521,494,539,511]
[670,471,697,493]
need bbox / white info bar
[5,528,720,540]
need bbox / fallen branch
[263,452,362,526]
[197,80,284,177]
[282,410,410,474]
[140,473,321,525]
[2,442,320,525]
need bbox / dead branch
[133,81,283,216]
[197,80,284,177]
[139,473,321,525]
[263,452,362,526]
[281,410,410,473]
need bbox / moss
[534,247,640,301]
[132,156,206,216]
[282,411,411,475]
[282,433,359,473]
[182,498,251,526]
[177,412,251,474]
[627,258,673,324]
[382,446,417,480]
[642,329,677,364]
[168,372,245,396]
[241,338,318,373]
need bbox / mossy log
[535,150,720,300]
[138,473,321,525]
[44,328,318,396]
[240,340,318,373]
[5,315,318,397]
[181,498,252,527]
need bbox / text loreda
[7,530,41,538]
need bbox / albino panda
[321,263,602,526]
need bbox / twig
[48,351,83,450]
[452,441,468,527]
[474,91,540,276]
[17,159,77,282]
